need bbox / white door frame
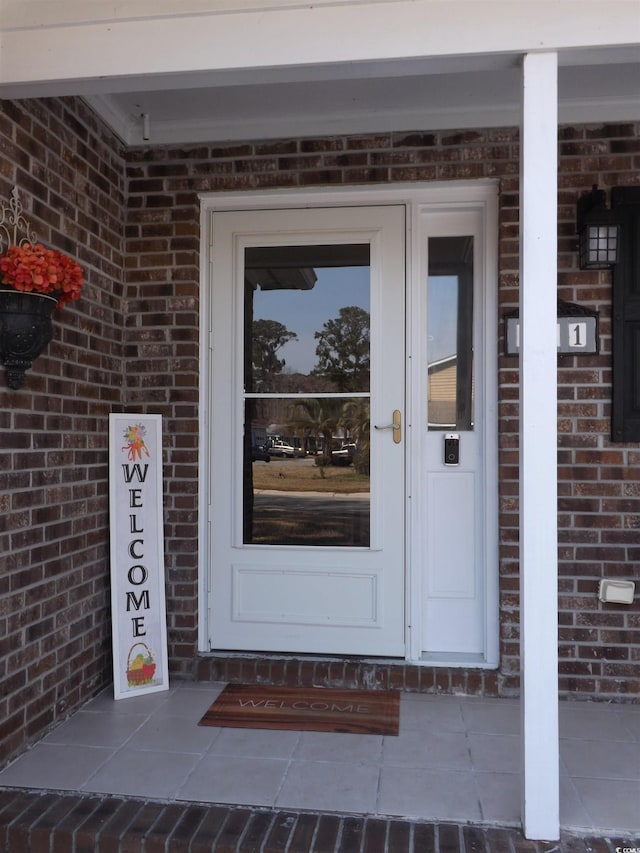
[198,181,499,666]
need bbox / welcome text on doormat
[199,684,399,735]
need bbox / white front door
[201,185,498,665]
[207,205,406,656]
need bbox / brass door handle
[374,409,402,444]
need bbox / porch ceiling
[4,46,639,146]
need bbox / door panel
[231,565,379,625]
[426,472,476,598]
[420,220,487,660]
[208,206,405,656]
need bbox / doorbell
[444,433,460,466]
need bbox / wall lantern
[577,185,620,270]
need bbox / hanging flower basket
[0,187,84,389]
[0,242,83,307]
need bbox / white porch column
[519,51,560,841]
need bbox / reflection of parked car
[268,440,304,458]
[331,443,356,465]
[251,445,270,462]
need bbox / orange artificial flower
[0,242,84,307]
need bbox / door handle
[374,409,402,444]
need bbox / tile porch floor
[0,681,638,838]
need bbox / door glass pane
[245,244,370,394]
[427,236,474,430]
[243,244,371,547]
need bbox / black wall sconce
[577,185,620,270]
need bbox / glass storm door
[208,206,406,656]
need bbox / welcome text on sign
[110,414,168,699]
[122,463,152,639]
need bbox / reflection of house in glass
[428,354,476,430]
[428,355,457,428]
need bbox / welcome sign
[109,414,169,699]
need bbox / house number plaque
[504,300,598,356]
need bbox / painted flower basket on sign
[126,642,157,687]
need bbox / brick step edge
[194,654,509,697]
[2,789,633,853]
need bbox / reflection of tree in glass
[290,398,342,477]
[252,319,297,385]
[312,306,370,392]
[341,399,371,476]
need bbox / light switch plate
[598,579,635,605]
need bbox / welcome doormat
[199,684,399,735]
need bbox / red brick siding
[0,97,126,764]
[123,163,201,672]
[125,122,640,700]
[501,123,640,698]
[1,103,639,769]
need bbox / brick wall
[125,122,640,701]
[555,127,640,698]
[1,105,639,769]
[499,123,640,698]
[0,97,126,763]
[123,157,201,672]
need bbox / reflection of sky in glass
[428,276,458,363]
[253,267,370,375]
